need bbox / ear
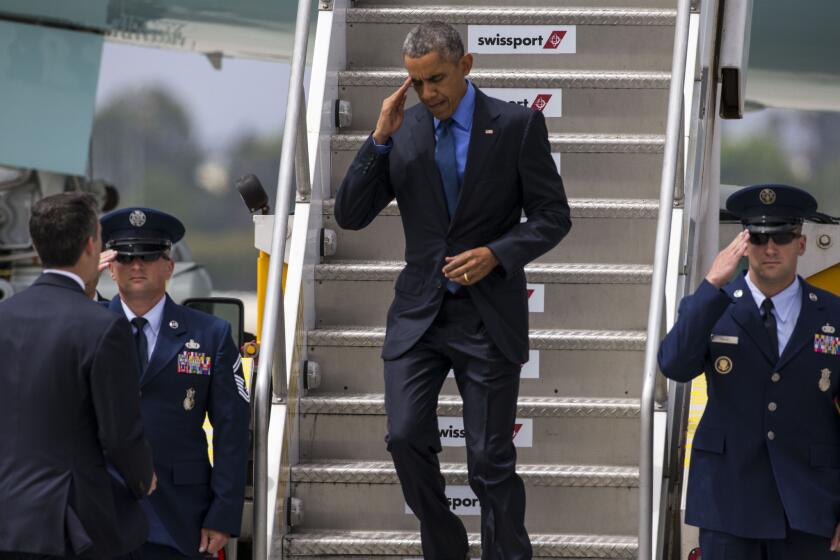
[460,53,473,76]
[108,262,117,280]
[798,234,807,256]
[165,257,175,279]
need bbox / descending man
[101,207,250,559]
[0,192,155,559]
[335,21,570,560]
[659,185,840,559]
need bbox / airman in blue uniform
[101,208,250,559]
[659,185,840,559]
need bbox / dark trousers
[700,527,839,559]
[384,293,531,560]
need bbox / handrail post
[253,1,314,559]
[640,1,692,558]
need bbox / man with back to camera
[658,185,840,559]
[100,207,250,559]
[334,21,571,560]
[0,192,155,560]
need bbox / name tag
[711,335,739,345]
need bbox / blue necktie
[131,317,149,373]
[435,119,461,293]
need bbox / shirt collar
[434,80,475,131]
[42,269,85,292]
[744,273,801,323]
[120,294,167,336]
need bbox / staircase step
[355,0,677,7]
[293,460,638,486]
[298,393,640,465]
[291,461,638,534]
[347,7,675,71]
[308,327,646,351]
[339,69,669,134]
[285,529,637,558]
[315,261,652,329]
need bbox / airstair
[248,0,687,559]
[262,1,682,558]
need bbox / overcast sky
[95,42,291,151]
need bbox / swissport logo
[439,417,534,447]
[406,486,481,516]
[469,25,577,54]
[482,88,563,117]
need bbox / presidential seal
[714,356,733,375]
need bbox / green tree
[721,136,799,187]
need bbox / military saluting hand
[372,77,412,145]
[705,230,750,289]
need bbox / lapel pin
[714,356,733,375]
[186,339,200,350]
[484,129,494,135]
[820,369,832,392]
[823,324,836,334]
[733,289,743,298]
[810,293,818,302]
[169,320,179,329]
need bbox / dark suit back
[0,273,153,558]
[335,88,571,363]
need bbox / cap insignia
[129,210,147,227]
[759,188,776,205]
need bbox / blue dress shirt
[744,273,802,355]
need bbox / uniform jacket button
[767,431,775,440]
[768,402,777,412]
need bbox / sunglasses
[748,232,801,246]
[114,252,169,264]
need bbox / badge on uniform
[814,333,840,355]
[186,339,201,350]
[714,356,733,374]
[711,334,739,345]
[183,387,196,410]
[822,323,836,334]
[233,355,249,403]
[820,368,832,392]
[177,351,212,375]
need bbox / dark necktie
[131,317,149,373]
[760,298,779,359]
[435,119,461,294]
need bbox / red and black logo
[530,94,552,112]
[543,30,567,49]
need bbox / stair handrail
[252,0,315,558]
[639,0,692,558]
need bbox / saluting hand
[443,247,500,286]
[372,77,412,145]
[705,230,750,288]
[99,249,117,273]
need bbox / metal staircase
[276,0,682,557]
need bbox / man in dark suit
[100,208,250,559]
[0,193,155,559]
[335,21,570,560]
[658,185,840,559]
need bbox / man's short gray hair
[402,21,465,63]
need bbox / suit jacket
[109,295,250,555]
[0,273,154,558]
[335,87,571,363]
[658,274,840,539]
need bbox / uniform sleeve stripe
[233,355,242,373]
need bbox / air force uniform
[101,208,250,558]
[658,185,840,558]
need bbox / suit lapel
[728,275,776,364]
[451,88,501,229]
[409,109,451,223]
[777,279,826,370]
[141,296,188,387]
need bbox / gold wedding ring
[463,272,470,283]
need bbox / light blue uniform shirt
[371,80,476,187]
[744,273,802,355]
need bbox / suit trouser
[700,527,839,559]
[384,292,532,560]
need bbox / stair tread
[293,460,639,486]
[347,6,675,25]
[300,392,640,417]
[316,261,652,283]
[332,132,665,153]
[285,529,637,557]
[340,68,670,89]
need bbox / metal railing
[639,0,692,558]
[252,0,315,558]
